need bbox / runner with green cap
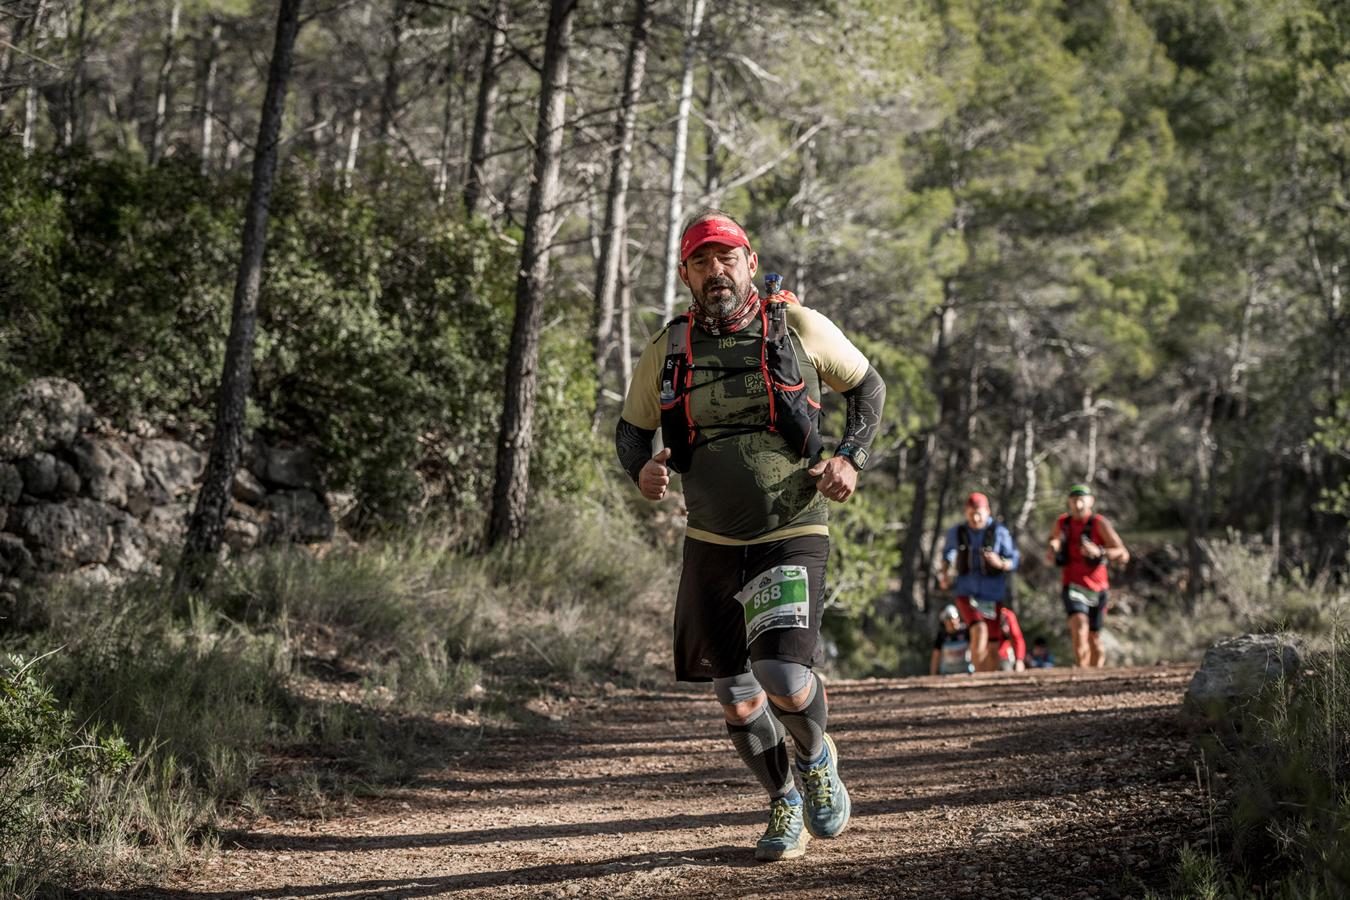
[1046,484,1129,666]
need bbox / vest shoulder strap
[765,299,788,341]
[665,314,691,358]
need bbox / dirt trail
[132,666,1201,899]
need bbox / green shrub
[0,146,602,528]
[1175,618,1350,897]
[0,654,140,897]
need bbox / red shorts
[954,596,996,628]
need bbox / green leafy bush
[1,655,136,897]
[0,147,601,528]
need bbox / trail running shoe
[755,796,810,861]
[799,733,851,838]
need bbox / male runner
[938,492,1020,671]
[1047,484,1129,666]
[615,210,886,861]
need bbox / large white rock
[1183,633,1304,721]
[0,379,93,459]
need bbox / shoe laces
[765,799,796,837]
[802,758,834,805]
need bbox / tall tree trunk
[658,0,707,321]
[1083,388,1098,484]
[702,67,720,198]
[1015,417,1037,533]
[150,0,182,163]
[464,0,507,217]
[377,0,407,143]
[1185,378,1219,609]
[487,0,576,547]
[342,105,362,188]
[619,236,634,394]
[196,19,222,174]
[177,0,305,590]
[0,2,40,115]
[591,0,651,425]
[62,0,90,147]
[792,137,815,303]
[434,14,462,204]
[17,0,46,154]
[897,302,954,623]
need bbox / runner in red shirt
[1046,484,1129,667]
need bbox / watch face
[842,445,868,470]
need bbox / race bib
[939,639,971,675]
[736,565,810,645]
[1067,584,1100,608]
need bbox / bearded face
[682,243,756,321]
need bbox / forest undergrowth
[0,492,675,896]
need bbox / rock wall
[0,379,349,598]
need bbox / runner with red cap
[938,492,1024,671]
[614,209,888,861]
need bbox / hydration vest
[955,523,1001,576]
[658,299,822,474]
[1054,513,1104,569]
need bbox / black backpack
[1054,514,1104,569]
[956,522,999,576]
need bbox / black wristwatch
[835,443,868,472]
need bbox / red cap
[680,218,751,262]
[966,492,990,510]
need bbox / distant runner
[615,210,886,861]
[930,604,973,675]
[1046,484,1129,667]
[938,492,1022,671]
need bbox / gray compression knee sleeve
[751,659,813,697]
[764,668,827,766]
[726,702,793,799]
[713,671,764,706]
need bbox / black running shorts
[1062,585,1108,632]
[673,534,828,682]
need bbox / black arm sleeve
[615,418,656,483]
[838,365,886,460]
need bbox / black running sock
[770,673,827,767]
[727,703,794,799]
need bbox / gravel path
[120,665,1201,899]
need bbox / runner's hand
[938,572,951,591]
[982,549,1005,571]
[808,456,857,503]
[1081,539,1102,558]
[639,448,672,501]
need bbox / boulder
[11,498,118,568]
[109,517,153,573]
[0,379,93,460]
[262,445,317,490]
[142,502,190,549]
[1182,633,1304,724]
[17,452,59,497]
[54,458,81,498]
[224,517,261,553]
[264,489,335,543]
[0,463,21,505]
[325,490,358,522]
[0,533,34,577]
[71,436,145,510]
[137,439,205,503]
[232,468,267,504]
